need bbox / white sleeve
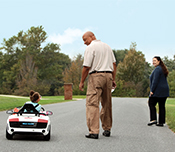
[83,47,94,67]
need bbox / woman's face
[152,58,160,67]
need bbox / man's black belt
[89,71,112,75]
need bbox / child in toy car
[14,90,42,113]
[6,90,53,140]
[13,90,41,112]
[25,90,42,112]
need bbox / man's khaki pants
[86,73,113,134]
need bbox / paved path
[0,98,175,152]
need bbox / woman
[148,56,169,127]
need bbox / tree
[117,42,146,84]
[37,43,71,95]
[114,42,149,97]
[112,80,137,97]
[0,52,3,86]
[113,49,128,66]
[13,54,51,96]
[140,62,153,97]
[63,54,86,95]
[168,70,175,97]
[0,26,71,95]
[162,56,175,72]
[0,36,20,94]
[112,80,124,97]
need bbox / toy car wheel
[6,130,13,140]
[44,129,51,141]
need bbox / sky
[0,0,175,64]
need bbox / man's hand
[79,82,84,91]
[112,81,117,89]
[79,66,90,91]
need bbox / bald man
[79,31,116,139]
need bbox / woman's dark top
[150,65,169,97]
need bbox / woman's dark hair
[154,56,169,77]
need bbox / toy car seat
[18,103,39,116]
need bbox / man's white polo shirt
[83,40,116,73]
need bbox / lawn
[166,98,175,132]
[0,95,86,111]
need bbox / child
[27,90,42,112]
[13,90,41,113]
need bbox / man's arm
[79,66,90,91]
[112,62,117,88]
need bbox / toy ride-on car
[6,103,53,140]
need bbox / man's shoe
[85,134,98,139]
[147,120,157,126]
[156,123,164,127]
[102,130,111,137]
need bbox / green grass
[0,95,86,111]
[166,98,175,132]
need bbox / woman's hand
[150,92,153,96]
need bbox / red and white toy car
[6,103,53,140]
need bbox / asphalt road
[0,98,175,152]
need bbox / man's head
[82,31,96,46]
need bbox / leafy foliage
[168,70,175,97]
[0,26,71,96]
[117,43,145,84]
[63,54,87,95]
[162,56,175,72]
[113,49,128,65]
